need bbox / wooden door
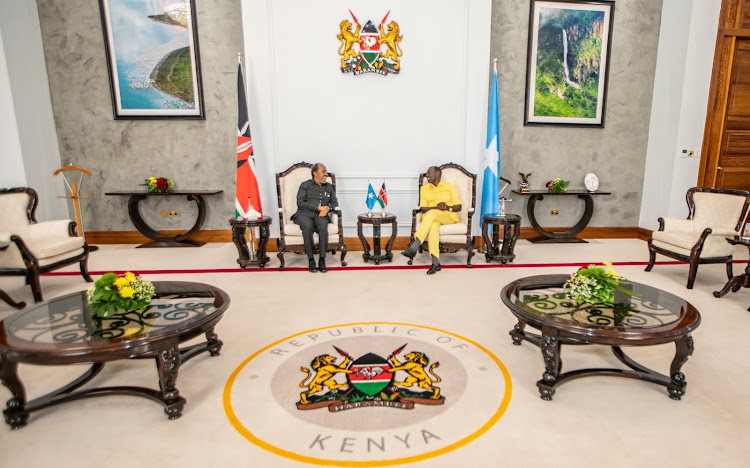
[699,0,750,191]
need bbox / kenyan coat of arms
[337,10,402,76]
[297,344,443,411]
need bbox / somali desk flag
[366,183,377,209]
[236,63,263,219]
[480,60,500,226]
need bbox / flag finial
[237,52,242,64]
[493,58,498,74]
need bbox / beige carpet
[0,239,748,467]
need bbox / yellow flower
[124,272,136,283]
[119,286,135,298]
[123,327,140,337]
[149,177,156,183]
[114,277,129,288]
[608,268,619,280]
[603,261,612,266]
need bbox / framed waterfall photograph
[99,0,205,119]
[524,0,614,126]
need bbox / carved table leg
[373,222,382,265]
[156,344,186,420]
[257,223,271,267]
[509,321,526,346]
[668,335,694,400]
[206,328,223,356]
[537,328,561,401]
[1,355,28,429]
[385,219,397,262]
[232,226,250,269]
[358,220,371,262]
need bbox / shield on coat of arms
[359,20,381,67]
[347,352,394,396]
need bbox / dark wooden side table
[357,213,397,265]
[230,216,272,269]
[713,236,750,310]
[0,242,25,309]
[512,190,611,243]
[0,281,229,428]
[105,190,223,248]
[482,213,521,264]
[502,275,700,401]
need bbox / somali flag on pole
[480,62,500,226]
[366,183,377,209]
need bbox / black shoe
[401,239,421,258]
[308,259,317,273]
[318,258,327,273]
[426,263,442,275]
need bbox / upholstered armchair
[275,163,347,270]
[408,163,477,267]
[0,187,93,303]
[645,187,750,288]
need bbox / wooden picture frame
[99,0,205,119]
[524,0,614,126]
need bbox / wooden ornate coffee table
[0,281,229,429]
[501,275,700,401]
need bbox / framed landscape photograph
[99,0,205,119]
[524,0,614,126]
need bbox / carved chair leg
[726,260,734,281]
[466,242,474,268]
[79,254,93,283]
[645,245,656,272]
[686,258,699,289]
[277,249,285,271]
[27,271,43,303]
[340,244,347,267]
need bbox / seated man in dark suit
[292,163,338,273]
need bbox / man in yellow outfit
[401,166,462,274]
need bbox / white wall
[241,0,492,236]
[0,27,26,188]
[639,0,721,228]
[0,0,67,221]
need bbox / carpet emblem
[224,323,512,466]
[297,345,444,411]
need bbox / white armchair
[275,163,347,270]
[645,187,750,288]
[408,163,476,267]
[0,187,93,303]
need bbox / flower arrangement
[87,272,155,318]
[546,178,569,194]
[564,262,634,304]
[142,177,174,193]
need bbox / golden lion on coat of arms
[388,351,441,399]
[378,20,403,70]
[298,354,352,405]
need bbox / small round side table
[482,213,521,264]
[229,216,272,269]
[357,213,397,265]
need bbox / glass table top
[504,275,699,330]
[0,282,224,349]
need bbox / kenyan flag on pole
[236,62,263,218]
[347,353,394,396]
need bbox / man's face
[313,165,328,185]
[426,167,440,186]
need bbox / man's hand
[437,202,448,211]
[319,206,331,217]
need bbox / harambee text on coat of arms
[337,10,402,76]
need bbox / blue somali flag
[366,183,377,209]
[480,64,500,226]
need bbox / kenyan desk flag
[236,63,263,218]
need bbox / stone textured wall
[491,0,662,227]
[36,0,242,231]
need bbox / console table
[357,213,397,264]
[105,190,223,248]
[512,190,610,243]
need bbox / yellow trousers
[414,210,457,259]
